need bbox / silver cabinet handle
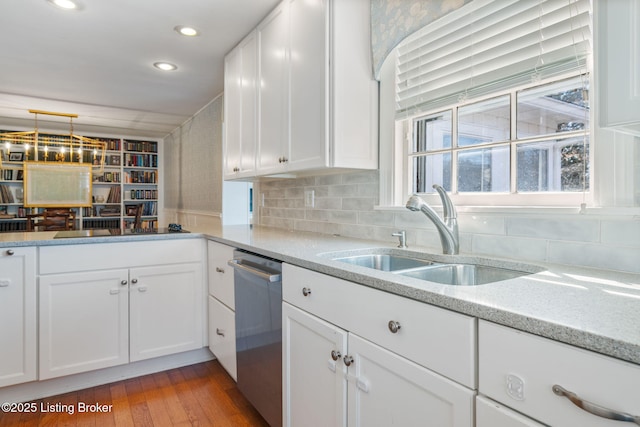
[343,355,354,366]
[388,320,401,333]
[302,287,311,297]
[216,328,225,337]
[215,267,225,273]
[131,278,138,284]
[5,250,14,256]
[121,280,128,286]
[552,385,640,425]
[331,350,341,361]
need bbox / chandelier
[0,110,107,171]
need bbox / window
[409,75,589,198]
[387,0,592,207]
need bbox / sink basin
[333,254,437,271]
[400,263,532,286]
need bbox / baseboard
[0,348,215,404]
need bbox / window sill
[375,204,640,217]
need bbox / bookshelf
[0,135,160,232]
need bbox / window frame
[394,71,593,208]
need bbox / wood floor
[0,360,270,427]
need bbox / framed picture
[16,170,24,181]
[126,205,139,216]
[24,162,92,207]
[9,152,23,161]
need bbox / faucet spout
[406,185,459,255]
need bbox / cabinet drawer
[207,240,235,307]
[283,263,476,388]
[479,320,640,427]
[208,296,237,381]
[476,396,544,427]
[40,239,204,274]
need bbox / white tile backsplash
[257,170,640,273]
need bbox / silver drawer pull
[302,287,311,297]
[5,250,14,256]
[215,267,225,273]
[216,328,225,337]
[388,320,401,334]
[552,385,640,425]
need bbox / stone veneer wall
[256,170,640,274]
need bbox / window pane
[412,153,451,194]
[457,146,510,192]
[516,137,589,192]
[517,76,590,139]
[458,95,510,146]
[412,111,452,153]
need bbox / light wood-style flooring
[0,360,269,426]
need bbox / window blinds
[395,0,591,117]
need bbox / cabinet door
[130,263,203,362]
[283,303,348,427]
[287,0,327,172]
[257,2,289,175]
[39,269,130,379]
[207,240,235,308]
[240,31,258,176]
[224,47,242,178]
[347,333,474,427]
[208,296,237,380]
[0,247,36,387]
[476,396,545,427]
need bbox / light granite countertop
[2,224,639,366]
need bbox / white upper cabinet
[256,2,290,175]
[224,31,258,179]
[596,0,640,136]
[226,0,378,179]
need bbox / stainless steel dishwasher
[228,250,282,427]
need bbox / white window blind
[396,0,591,117]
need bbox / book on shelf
[0,185,15,203]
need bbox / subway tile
[284,187,305,198]
[506,217,600,242]
[601,220,640,248]
[342,170,379,184]
[548,241,640,274]
[303,185,329,197]
[458,214,506,235]
[315,174,343,186]
[357,210,395,226]
[328,184,360,197]
[394,211,434,230]
[356,183,379,197]
[472,235,548,263]
[314,197,343,210]
[342,198,377,211]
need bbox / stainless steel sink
[333,254,437,271]
[399,263,532,286]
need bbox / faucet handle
[391,230,407,248]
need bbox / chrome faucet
[405,185,459,255]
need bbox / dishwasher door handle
[227,259,282,282]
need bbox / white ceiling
[0,0,280,138]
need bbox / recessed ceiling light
[47,0,79,10]
[174,26,199,37]
[153,62,178,71]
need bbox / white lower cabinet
[476,396,544,427]
[282,264,475,427]
[0,247,37,387]
[208,296,237,380]
[207,240,237,380]
[39,269,130,379]
[479,320,640,427]
[38,240,205,380]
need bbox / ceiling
[0,0,280,138]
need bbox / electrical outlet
[304,190,315,208]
